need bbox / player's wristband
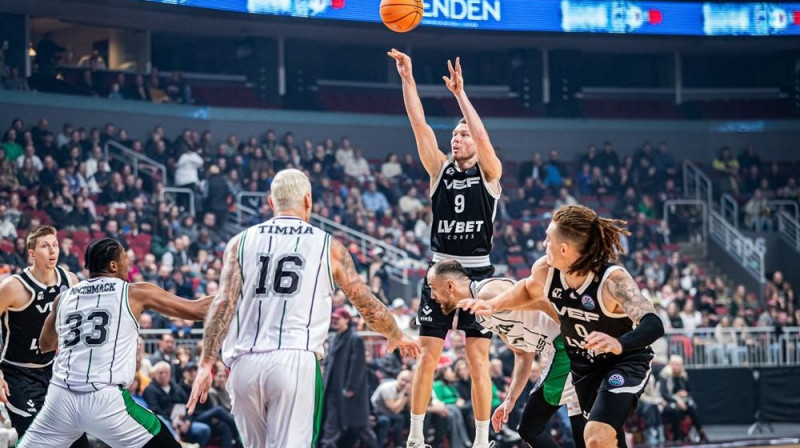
[618,313,664,352]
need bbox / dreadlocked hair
[84,238,124,275]
[430,259,469,280]
[552,205,630,276]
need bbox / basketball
[380,0,423,33]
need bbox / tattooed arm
[188,233,242,414]
[604,268,656,325]
[585,268,664,355]
[330,237,419,357]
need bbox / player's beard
[440,300,457,315]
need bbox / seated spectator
[372,370,412,448]
[3,67,28,91]
[143,361,211,447]
[744,189,773,232]
[362,181,391,219]
[659,355,708,442]
[432,362,472,448]
[345,146,371,183]
[711,146,740,194]
[381,152,403,180]
[179,363,237,448]
[553,187,577,211]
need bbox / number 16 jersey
[222,216,335,365]
[51,277,138,392]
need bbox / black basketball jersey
[544,263,652,374]
[430,159,499,266]
[2,266,73,367]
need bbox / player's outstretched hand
[387,333,420,358]
[387,48,413,80]
[186,364,213,415]
[584,331,622,355]
[443,57,463,95]
[0,375,9,404]
[491,399,513,432]
[457,298,493,317]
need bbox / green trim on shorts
[542,335,571,407]
[312,358,324,447]
[120,386,161,436]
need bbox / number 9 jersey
[221,216,335,365]
[51,277,138,392]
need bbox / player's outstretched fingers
[0,379,9,403]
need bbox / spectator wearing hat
[391,298,412,331]
[321,308,378,448]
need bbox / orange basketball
[380,0,423,33]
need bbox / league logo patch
[581,295,596,310]
[60,285,69,293]
[608,374,625,387]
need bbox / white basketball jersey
[51,277,139,392]
[222,216,335,364]
[474,278,561,363]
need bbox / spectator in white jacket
[175,149,205,188]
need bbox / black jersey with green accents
[544,263,652,374]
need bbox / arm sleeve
[618,313,665,352]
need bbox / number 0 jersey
[430,158,499,268]
[222,216,335,364]
[544,263,652,374]
[51,277,139,392]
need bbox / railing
[720,193,739,228]
[766,200,799,222]
[663,199,708,257]
[140,327,800,368]
[158,187,196,217]
[232,193,413,284]
[709,209,765,283]
[311,214,412,285]
[104,140,167,186]
[665,327,800,369]
[683,160,713,207]
[778,211,800,253]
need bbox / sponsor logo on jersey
[443,177,481,190]
[581,295,596,310]
[608,374,625,387]
[553,304,600,323]
[35,302,53,314]
[446,167,455,175]
[551,288,562,299]
[36,291,44,301]
[258,224,314,235]
[437,220,485,234]
[74,282,117,295]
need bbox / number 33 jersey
[222,217,335,365]
[52,277,138,392]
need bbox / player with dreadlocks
[460,205,664,448]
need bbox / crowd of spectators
[711,145,800,232]
[1,115,799,448]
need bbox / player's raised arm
[330,237,419,357]
[388,48,447,178]
[188,233,243,414]
[443,57,502,183]
[584,269,664,355]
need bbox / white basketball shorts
[17,383,160,448]
[227,349,323,448]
